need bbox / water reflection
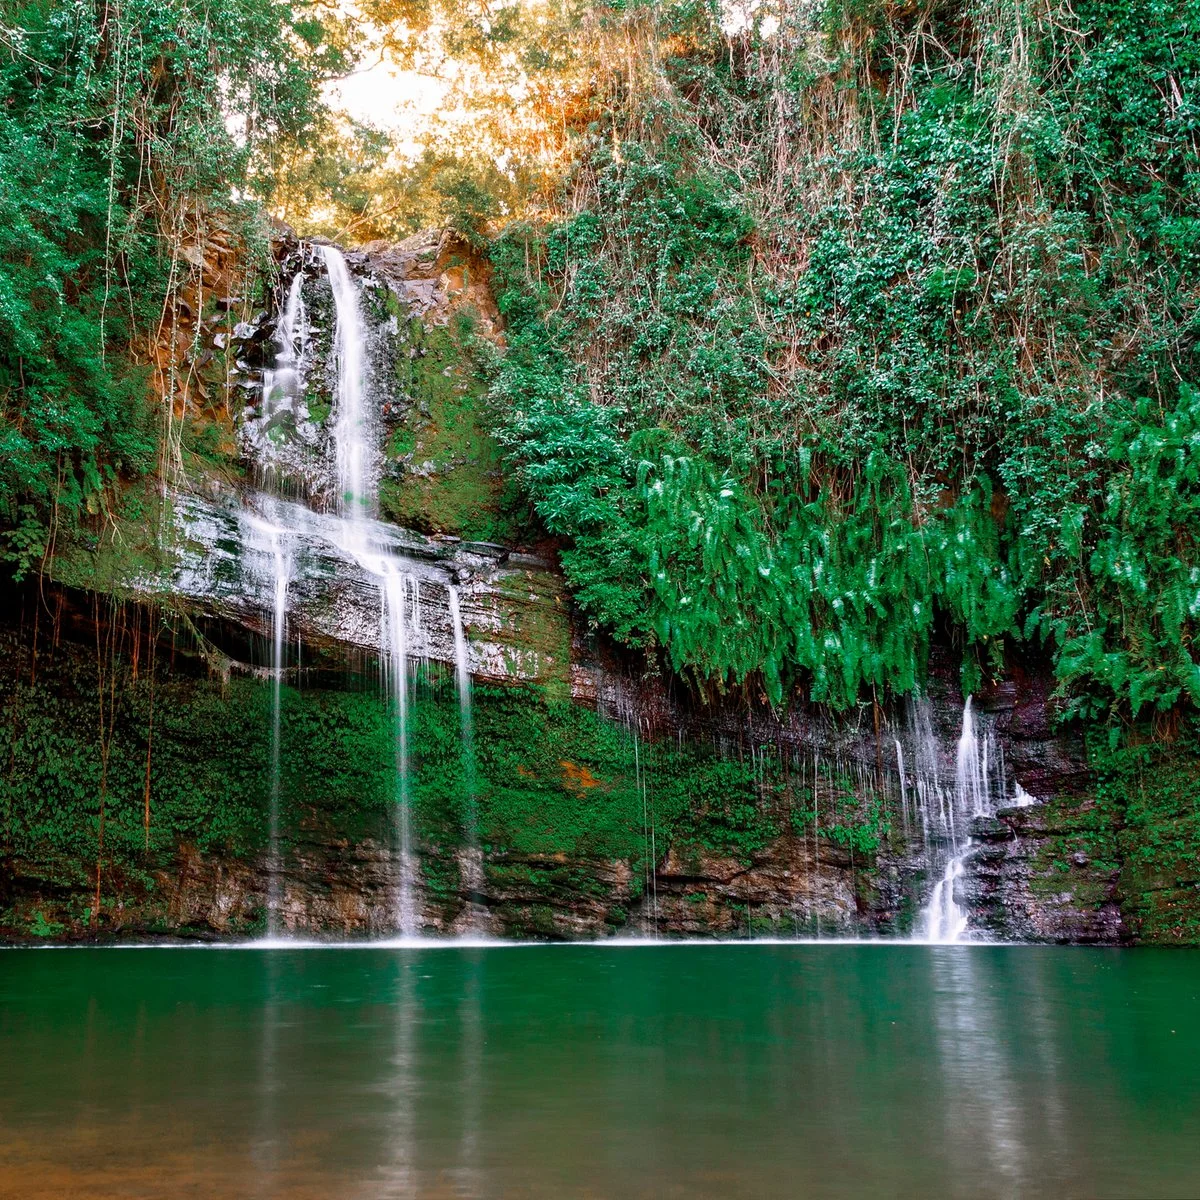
[255,951,282,1182]
[454,951,484,1199]
[365,955,418,1196]
[930,948,1035,1190]
[1,946,1198,1199]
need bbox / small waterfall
[956,697,990,823]
[924,854,969,943]
[262,271,307,423]
[918,697,1001,943]
[906,695,949,849]
[247,266,311,493]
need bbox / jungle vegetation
[0,0,343,567]
[485,0,1200,719]
[3,0,1199,720]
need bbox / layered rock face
[114,837,872,942]
[8,832,870,944]
[164,489,572,691]
[1,582,1109,945]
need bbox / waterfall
[316,244,425,936]
[247,243,430,937]
[262,270,307,423]
[956,697,989,822]
[906,695,949,849]
[246,266,310,494]
[889,695,1047,942]
[318,244,373,518]
[924,852,969,943]
[917,697,1001,943]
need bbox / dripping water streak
[448,585,481,906]
[267,534,290,934]
[236,509,293,938]
[381,566,415,936]
[894,738,909,835]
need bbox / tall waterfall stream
[246,245,476,938]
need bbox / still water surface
[1,944,1198,1198]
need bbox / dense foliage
[0,0,335,571]
[489,0,1200,717]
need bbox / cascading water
[924,857,968,943]
[316,244,423,936]
[262,271,307,423]
[244,243,436,937]
[248,267,309,492]
[914,696,1010,943]
[318,244,373,518]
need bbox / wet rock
[969,815,1012,841]
[960,801,1126,943]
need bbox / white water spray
[1013,783,1038,808]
